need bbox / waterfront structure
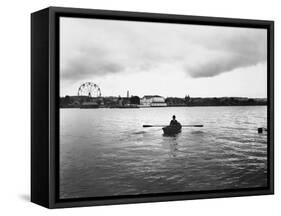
[140,95,167,107]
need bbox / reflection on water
[162,134,180,158]
[60,106,267,199]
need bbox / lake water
[60,106,267,199]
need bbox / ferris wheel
[77,82,101,97]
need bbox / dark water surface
[60,106,267,199]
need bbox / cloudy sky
[60,17,267,98]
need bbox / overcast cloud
[60,17,267,97]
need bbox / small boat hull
[162,125,182,135]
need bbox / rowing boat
[162,124,182,135]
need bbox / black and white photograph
[59,17,268,199]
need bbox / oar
[143,124,203,128]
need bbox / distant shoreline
[60,104,267,109]
[60,96,267,109]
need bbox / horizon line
[60,95,267,99]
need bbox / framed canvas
[31,6,274,208]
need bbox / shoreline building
[140,95,167,107]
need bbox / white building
[140,95,167,107]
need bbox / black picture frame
[31,6,274,208]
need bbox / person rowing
[142,114,203,129]
[161,115,182,135]
[170,115,181,127]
